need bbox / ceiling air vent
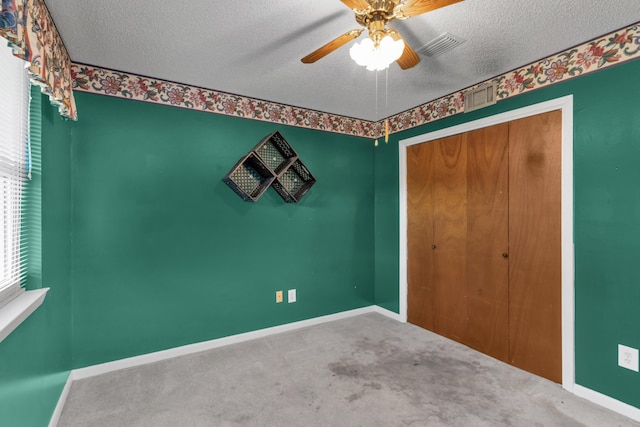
[416,32,466,57]
[463,82,497,113]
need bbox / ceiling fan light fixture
[349,35,405,71]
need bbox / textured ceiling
[46,0,640,121]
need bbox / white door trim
[398,95,575,391]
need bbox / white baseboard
[72,305,384,380]
[371,305,405,322]
[573,384,640,422]
[48,371,74,427]
[51,306,392,425]
[55,306,639,426]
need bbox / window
[0,42,30,309]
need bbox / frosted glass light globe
[350,35,405,71]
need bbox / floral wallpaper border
[70,64,377,138]
[71,21,640,138]
[384,21,640,136]
[0,0,77,120]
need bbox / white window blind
[0,42,30,308]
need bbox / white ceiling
[46,0,640,121]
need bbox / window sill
[0,288,49,343]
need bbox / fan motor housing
[355,0,402,27]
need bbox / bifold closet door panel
[433,134,468,342]
[465,124,510,363]
[508,110,562,383]
[407,143,435,330]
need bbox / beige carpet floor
[57,313,639,426]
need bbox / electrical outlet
[618,344,639,372]
[275,290,283,303]
[288,289,296,303]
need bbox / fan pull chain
[385,68,389,143]
[375,70,379,147]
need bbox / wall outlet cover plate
[618,344,639,372]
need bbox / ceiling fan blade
[301,29,363,64]
[340,0,371,11]
[399,0,462,17]
[388,29,420,69]
[397,42,420,69]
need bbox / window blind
[0,42,30,308]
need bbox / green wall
[70,92,375,367]
[4,57,639,426]
[375,59,640,409]
[0,91,73,426]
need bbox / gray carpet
[57,313,638,426]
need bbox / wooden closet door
[407,143,435,330]
[433,134,468,342]
[465,124,510,362]
[508,110,562,383]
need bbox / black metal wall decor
[223,132,316,203]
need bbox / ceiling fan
[301,0,462,70]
